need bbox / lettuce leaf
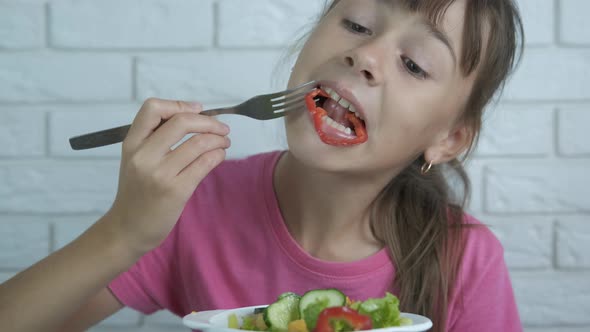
[241,314,258,330]
[354,293,402,328]
[303,297,330,330]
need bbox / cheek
[283,109,314,144]
[412,79,472,128]
[289,40,321,87]
[296,40,325,70]
[377,91,456,145]
[291,22,342,76]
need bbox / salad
[228,289,412,332]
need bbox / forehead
[332,0,466,25]
[331,0,482,75]
[380,0,467,48]
[376,0,465,24]
[333,1,466,41]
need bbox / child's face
[286,0,479,176]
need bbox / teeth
[322,86,342,103]
[328,90,341,102]
[320,86,366,128]
[322,114,354,135]
[348,104,363,120]
[321,86,361,119]
[338,98,351,108]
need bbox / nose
[343,41,384,86]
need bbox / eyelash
[341,19,373,36]
[401,56,428,79]
[341,19,429,80]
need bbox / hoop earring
[421,161,433,174]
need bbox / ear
[424,123,474,164]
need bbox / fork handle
[69,124,132,150]
[68,107,233,150]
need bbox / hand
[106,98,231,257]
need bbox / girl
[0,0,524,331]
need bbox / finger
[142,112,230,156]
[124,98,202,151]
[175,148,227,191]
[162,134,231,176]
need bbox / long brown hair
[314,1,524,331]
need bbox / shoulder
[454,213,508,285]
[459,214,505,267]
[453,213,511,307]
[447,214,522,331]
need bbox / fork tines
[270,80,317,114]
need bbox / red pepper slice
[314,307,373,332]
[305,89,368,146]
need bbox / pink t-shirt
[108,151,522,332]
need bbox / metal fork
[69,80,317,150]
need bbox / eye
[342,19,373,36]
[401,56,427,79]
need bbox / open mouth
[305,86,368,146]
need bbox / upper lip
[316,80,368,122]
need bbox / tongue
[323,99,352,128]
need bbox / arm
[0,214,130,331]
[0,98,231,332]
[58,288,124,332]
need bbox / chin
[284,116,367,174]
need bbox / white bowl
[182,305,433,332]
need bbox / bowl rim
[182,305,433,332]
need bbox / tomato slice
[314,306,373,332]
[305,89,368,146]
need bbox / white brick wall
[0,0,588,331]
[0,54,133,102]
[558,106,590,156]
[517,0,555,45]
[477,105,554,156]
[217,0,323,47]
[485,161,590,213]
[486,217,554,269]
[556,217,590,268]
[49,0,215,49]
[136,52,283,102]
[513,271,590,326]
[0,2,45,49]
[560,0,590,45]
[0,110,45,157]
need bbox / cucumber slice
[299,289,346,330]
[253,307,267,315]
[263,294,301,331]
[278,292,299,300]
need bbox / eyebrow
[377,0,458,66]
[417,18,457,67]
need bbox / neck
[273,152,397,262]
